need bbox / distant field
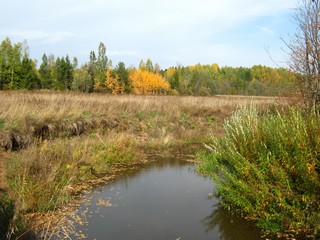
[0,91,279,124]
[0,91,284,149]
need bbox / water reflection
[202,204,261,240]
[75,152,262,240]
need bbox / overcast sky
[0,0,296,69]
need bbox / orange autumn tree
[129,69,170,94]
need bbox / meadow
[0,91,279,150]
[0,91,280,238]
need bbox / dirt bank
[0,151,9,191]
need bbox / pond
[75,155,261,240]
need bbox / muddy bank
[0,116,122,151]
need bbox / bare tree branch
[284,0,320,109]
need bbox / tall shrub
[199,106,320,237]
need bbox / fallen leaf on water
[96,198,113,207]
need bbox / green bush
[198,106,320,237]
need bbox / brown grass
[0,91,278,120]
[0,91,282,237]
[0,91,279,133]
[0,91,281,151]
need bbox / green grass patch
[149,110,158,118]
[94,135,138,165]
[137,111,145,120]
[198,106,320,238]
[0,119,5,129]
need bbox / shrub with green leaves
[198,106,320,237]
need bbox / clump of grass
[7,141,78,213]
[95,134,138,166]
[7,210,87,240]
[5,133,141,214]
[33,211,87,240]
[198,106,320,238]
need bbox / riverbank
[0,91,279,238]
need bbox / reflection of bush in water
[202,204,261,240]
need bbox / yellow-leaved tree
[129,69,170,94]
[105,69,124,94]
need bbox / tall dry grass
[0,91,278,123]
[0,91,281,151]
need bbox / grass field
[0,91,281,238]
[0,91,280,150]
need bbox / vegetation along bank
[199,106,320,239]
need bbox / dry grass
[7,209,88,240]
[0,91,281,150]
[0,91,282,237]
[0,91,278,121]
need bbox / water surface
[76,158,261,240]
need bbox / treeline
[165,64,298,96]
[0,38,40,90]
[0,37,298,96]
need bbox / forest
[0,37,298,96]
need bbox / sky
[0,0,297,69]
